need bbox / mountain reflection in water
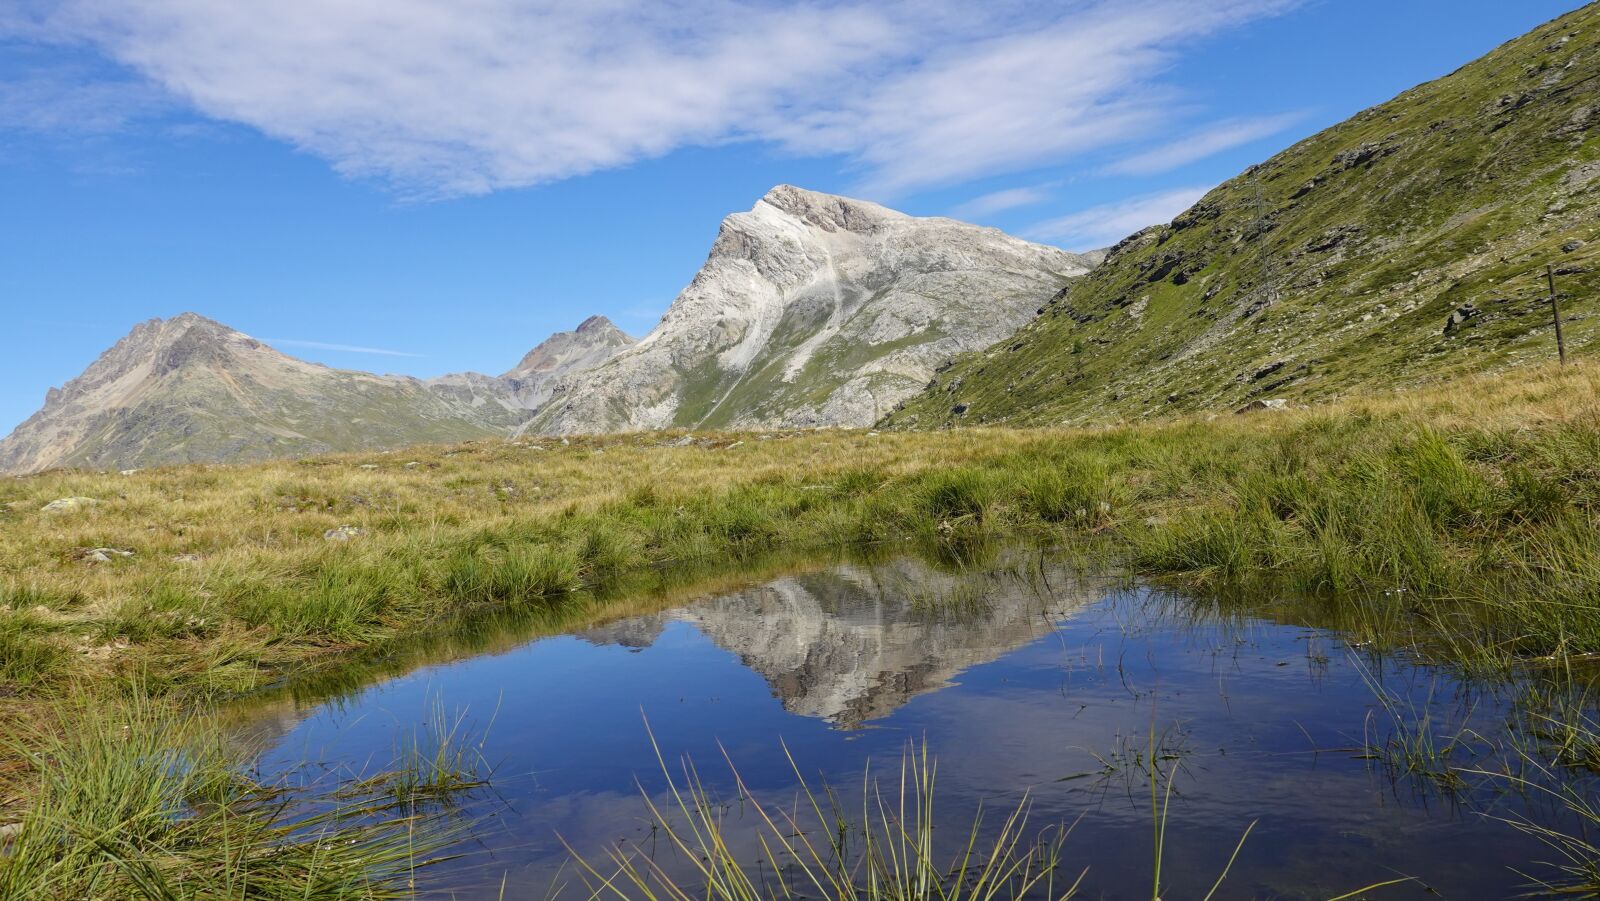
[239,549,1592,900]
[575,556,1094,727]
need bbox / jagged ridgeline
[888,4,1600,429]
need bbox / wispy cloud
[617,302,669,330]
[1106,113,1306,175]
[1026,185,1213,251]
[949,184,1055,220]
[0,70,164,134]
[7,0,1299,199]
[264,339,423,358]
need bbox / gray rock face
[528,186,1094,435]
[0,314,632,474]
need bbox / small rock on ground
[1235,398,1289,415]
[41,496,99,513]
[76,547,134,564]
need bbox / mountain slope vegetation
[888,4,1600,428]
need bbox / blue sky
[0,0,1585,434]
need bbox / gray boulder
[41,496,99,513]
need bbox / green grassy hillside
[887,3,1600,428]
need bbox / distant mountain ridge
[427,315,636,418]
[888,4,1600,429]
[0,313,632,473]
[527,185,1094,434]
[3,187,1096,472]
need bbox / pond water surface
[243,550,1595,898]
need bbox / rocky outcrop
[527,186,1094,434]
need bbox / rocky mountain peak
[528,186,1096,435]
[122,312,233,350]
[574,314,620,335]
[166,310,225,328]
[156,315,274,373]
[51,313,290,405]
[502,316,635,380]
[754,184,904,234]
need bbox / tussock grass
[379,697,494,807]
[570,727,1409,901]
[0,612,68,691]
[0,694,472,899]
[571,734,1079,900]
[1354,673,1600,896]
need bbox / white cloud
[1106,113,1306,175]
[263,339,422,358]
[949,185,1055,220]
[1025,185,1213,251]
[10,0,1299,198]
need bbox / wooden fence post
[1548,264,1568,365]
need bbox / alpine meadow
[3,3,1600,899]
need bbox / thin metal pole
[1548,264,1568,365]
